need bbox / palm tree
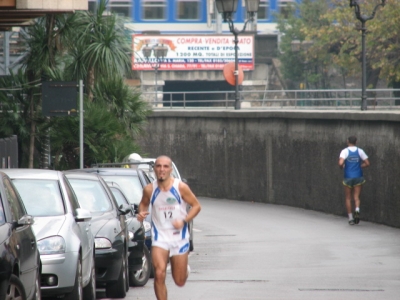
[0,70,42,167]
[2,0,149,169]
[66,0,131,101]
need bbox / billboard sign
[132,35,254,71]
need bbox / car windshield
[68,179,112,213]
[99,175,142,205]
[12,179,65,216]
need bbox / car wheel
[190,239,194,252]
[189,221,194,251]
[124,249,130,292]
[149,262,155,279]
[129,245,151,287]
[82,254,96,300]
[32,268,42,300]
[106,250,127,298]
[64,258,83,300]
[7,274,27,300]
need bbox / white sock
[348,213,353,220]
[355,207,360,213]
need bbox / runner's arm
[179,182,201,224]
[137,184,152,222]
[361,158,370,168]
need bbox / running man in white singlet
[137,155,201,300]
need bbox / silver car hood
[32,215,66,241]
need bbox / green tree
[66,0,131,101]
[49,76,150,169]
[278,0,400,93]
[0,70,42,166]
[0,0,150,169]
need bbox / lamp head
[245,0,260,13]
[154,45,169,60]
[215,0,238,21]
[142,46,152,59]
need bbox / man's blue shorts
[343,177,366,188]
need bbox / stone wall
[137,110,400,228]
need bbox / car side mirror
[75,208,92,222]
[132,204,139,215]
[15,215,34,227]
[118,204,131,215]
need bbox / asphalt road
[97,197,400,300]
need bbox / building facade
[89,0,300,106]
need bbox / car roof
[68,168,141,176]
[64,171,104,180]
[1,168,62,180]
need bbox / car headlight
[143,221,151,233]
[128,230,134,240]
[37,236,66,255]
[95,238,112,249]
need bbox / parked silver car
[2,169,96,300]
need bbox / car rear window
[68,179,112,213]
[99,175,143,205]
[12,179,65,217]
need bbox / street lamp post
[215,0,260,110]
[142,44,168,105]
[349,0,386,111]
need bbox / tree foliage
[0,0,150,169]
[277,0,400,89]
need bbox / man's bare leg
[352,185,362,209]
[170,251,189,287]
[152,246,170,300]
[344,186,353,214]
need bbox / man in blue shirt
[338,136,370,225]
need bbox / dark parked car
[107,182,151,287]
[69,167,155,277]
[71,168,152,251]
[64,171,131,299]
[0,171,41,300]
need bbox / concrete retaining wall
[136,110,400,228]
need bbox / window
[99,175,143,205]
[142,0,167,20]
[0,197,5,225]
[88,0,97,13]
[108,0,132,18]
[176,0,200,20]
[258,0,269,20]
[63,175,80,214]
[279,0,295,19]
[12,179,65,217]
[68,179,112,213]
[3,178,26,221]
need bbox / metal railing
[140,88,400,110]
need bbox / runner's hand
[137,211,149,222]
[172,219,185,229]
